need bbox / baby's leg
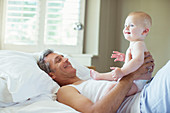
[90,69,114,80]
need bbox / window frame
[1,0,86,54]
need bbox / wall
[83,0,100,55]
[85,0,117,72]
[85,0,170,75]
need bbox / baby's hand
[112,67,124,81]
[111,51,125,62]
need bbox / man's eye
[56,58,61,63]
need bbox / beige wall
[86,0,170,75]
[85,0,117,72]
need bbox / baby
[112,11,152,80]
[91,11,152,95]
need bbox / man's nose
[63,57,68,62]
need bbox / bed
[0,50,91,113]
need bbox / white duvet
[0,100,79,113]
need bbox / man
[38,49,156,113]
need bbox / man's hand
[144,52,154,73]
[126,52,155,81]
[111,51,125,62]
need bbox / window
[2,0,85,54]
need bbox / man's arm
[57,55,154,113]
[57,76,134,113]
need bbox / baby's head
[128,11,152,29]
[123,11,152,41]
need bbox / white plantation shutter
[45,0,81,45]
[2,0,85,54]
[5,0,39,44]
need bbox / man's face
[44,53,76,80]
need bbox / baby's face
[123,15,146,41]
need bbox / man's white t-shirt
[68,79,140,113]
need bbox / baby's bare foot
[90,69,101,80]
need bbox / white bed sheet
[0,100,79,113]
[0,93,79,113]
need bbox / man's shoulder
[58,85,79,94]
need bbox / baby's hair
[128,11,152,28]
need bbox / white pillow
[65,55,91,80]
[0,50,59,105]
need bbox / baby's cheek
[133,29,142,35]
[132,31,140,38]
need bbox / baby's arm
[124,48,132,64]
[111,51,125,62]
[122,41,145,75]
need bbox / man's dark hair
[38,49,54,74]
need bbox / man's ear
[49,72,56,79]
[142,28,149,35]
